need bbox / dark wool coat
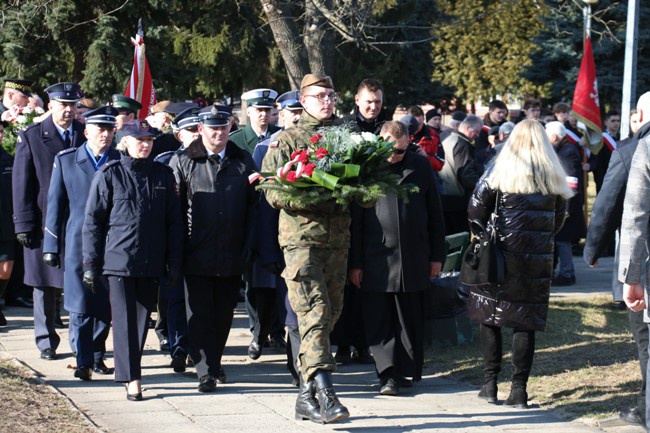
[349,151,446,293]
[554,138,586,242]
[466,177,567,331]
[12,116,85,287]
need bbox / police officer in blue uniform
[12,82,85,360]
[82,121,183,400]
[169,105,258,393]
[43,106,121,380]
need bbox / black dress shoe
[379,377,399,396]
[40,348,57,360]
[6,296,33,308]
[0,310,7,326]
[74,367,92,381]
[620,407,645,426]
[352,347,374,364]
[54,314,65,329]
[268,335,287,350]
[170,354,187,373]
[124,383,143,401]
[334,347,352,365]
[216,365,227,384]
[93,360,115,375]
[248,341,262,360]
[198,375,217,393]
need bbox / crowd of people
[0,74,649,429]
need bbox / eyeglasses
[392,148,407,155]
[304,93,338,103]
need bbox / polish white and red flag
[125,19,156,120]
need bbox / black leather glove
[16,232,34,248]
[43,253,61,268]
[82,270,96,293]
[164,266,179,290]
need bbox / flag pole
[581,0,597,226]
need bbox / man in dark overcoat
[348,120,446,395]
[12,82,84,359]
[169,104,258,393]
[583,92,650,427]
[43,106,120,380]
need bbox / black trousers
[360,290,424,380]
[33,286,60,352]
[108,276,157,382]
[185,275,240,379]
[251,286,280,346]
[331,283,367,350]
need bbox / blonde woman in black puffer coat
[467,119,573,409]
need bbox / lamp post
[621,0,640,140]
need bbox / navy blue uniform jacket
[169,139,257,277]
[44,145,120,316]
[82,154,183,277]
[12,116,85,287]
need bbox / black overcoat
[349,151,446,292]
[12,116,84,287]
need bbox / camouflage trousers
[281,246,347,381]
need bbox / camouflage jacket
[260,112,351,249]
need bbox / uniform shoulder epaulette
[22,122,40,133]
[57,147,77,157]
[100,159,121,172]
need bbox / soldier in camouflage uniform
[261,74,349,424]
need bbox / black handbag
[460,191,505,287]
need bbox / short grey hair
[499,121,515,136]
[545,121,566,139]
[460,114,483,131]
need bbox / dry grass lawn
[425,295,640,422]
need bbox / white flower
[360,131,377,142]
[350,134,363,145]
[16,115,27,124]
[1,111,14,122]
[35,107,45,114]
[21,107,32,114]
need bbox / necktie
[63,130,71,147]
[210,154,221,165]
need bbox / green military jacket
[260,112,351,249]
[230,123,281,155]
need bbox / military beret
[83,105,119,127]
[198,104,231,127]
[241,89,278,108]
[111,94,142,113]
[277,90,302,111]
[300,73,333,90]
[4,78,35,97]
[151,100,172,114]
[45,82,83,102]
[172,106,200,131]
[121,120,155,139]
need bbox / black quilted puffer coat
[466,177,567,331]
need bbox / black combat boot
[313,370,350,424]
[295,376,321,422]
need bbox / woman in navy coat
[82,121,183,400]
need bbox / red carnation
[285,171,297,182]
[310,134,322,144]
[290,150,309,163]
[315,148,328,159]
[303,163,316,176]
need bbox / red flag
[570,36,603,154]
[124,19,156,120]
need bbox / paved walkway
[0,256,645,433]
